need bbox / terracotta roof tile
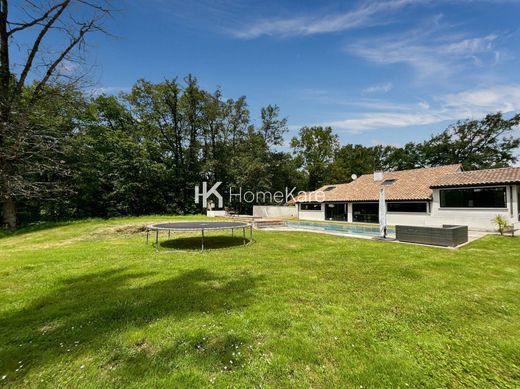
[431,166,520,188]
[296,164,462,202]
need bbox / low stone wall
[253,205,297,219]
[396,224,468,247]
[207,210,227,217]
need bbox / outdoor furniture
[395,224,468,247]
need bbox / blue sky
[21,0,520,146]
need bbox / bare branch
[0,0,10,105]
[7,2,64,36]
[31,20,95,102]
[13,0,71,100]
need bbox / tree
[259,105,287,146]
[13,84,86,222]
[419,112,520,170]
[0,0,111,228]
[68,95,169,219]
[326,144,378,183]
[290,126,339,190]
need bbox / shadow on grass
[0,221,74,240]
[0,267,260,383]
[160,236,252,251]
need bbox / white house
[295,164,520,231]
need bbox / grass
[1,215,519,388]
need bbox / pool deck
[261,225,490,249]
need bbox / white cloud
[56,60,79,75]
[346,19,500,78]
[87,86,130,97]
[326,112,444,133]
[230,0,425,39]
[322,84,520,133]
[298,89,415,110]
[363,82,393,94]
[418,101,430,109]
[438,85,520,115]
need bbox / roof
[431,166,520,188]
[296,164,462,203]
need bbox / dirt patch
[97,224,147,235]
[133,338,154,355]
[39,321,63,334]
[114,224,147,234]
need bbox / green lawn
[1,216,519,388]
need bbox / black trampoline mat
[147,221,250,231]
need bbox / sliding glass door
[325,203,347,221]
[352,203,379,223]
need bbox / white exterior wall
[298,203,325,221]
[253,205,297,218]
[386,212,430,226]
[430,185,517,231]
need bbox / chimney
[373,171,384,182]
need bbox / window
[323,186,336,192]
[387,202,427,213]
[440,187,506,208]
[325,203,347,221]
[353,203,379,223]
[300,203,322,211]
[382,179,397,186]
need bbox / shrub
[492,215,510,235]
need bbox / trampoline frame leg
[146,228,149,245]
[155,229,159,252]
[243,227,246,245]
[201,228,205,251]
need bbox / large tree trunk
[1,195,16,229]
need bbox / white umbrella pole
[379,187,386,238]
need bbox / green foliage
[10,76,301,223]
[305,112,520,186]
[419,113,520,170]
[493,215,510,235]
[290,126,340,190]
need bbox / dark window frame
[325,202,347,221]
[439,186,507,208]
[352,202,379,223]
[387,202,428,213]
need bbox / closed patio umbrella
[379,186,386,238]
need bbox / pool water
[285,220,395,237]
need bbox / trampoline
[146,221,253,251]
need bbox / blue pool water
[285,221,395,237]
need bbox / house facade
[295,164,520,231]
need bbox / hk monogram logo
[194,182,223,208]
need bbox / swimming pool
[284,220,395,238]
